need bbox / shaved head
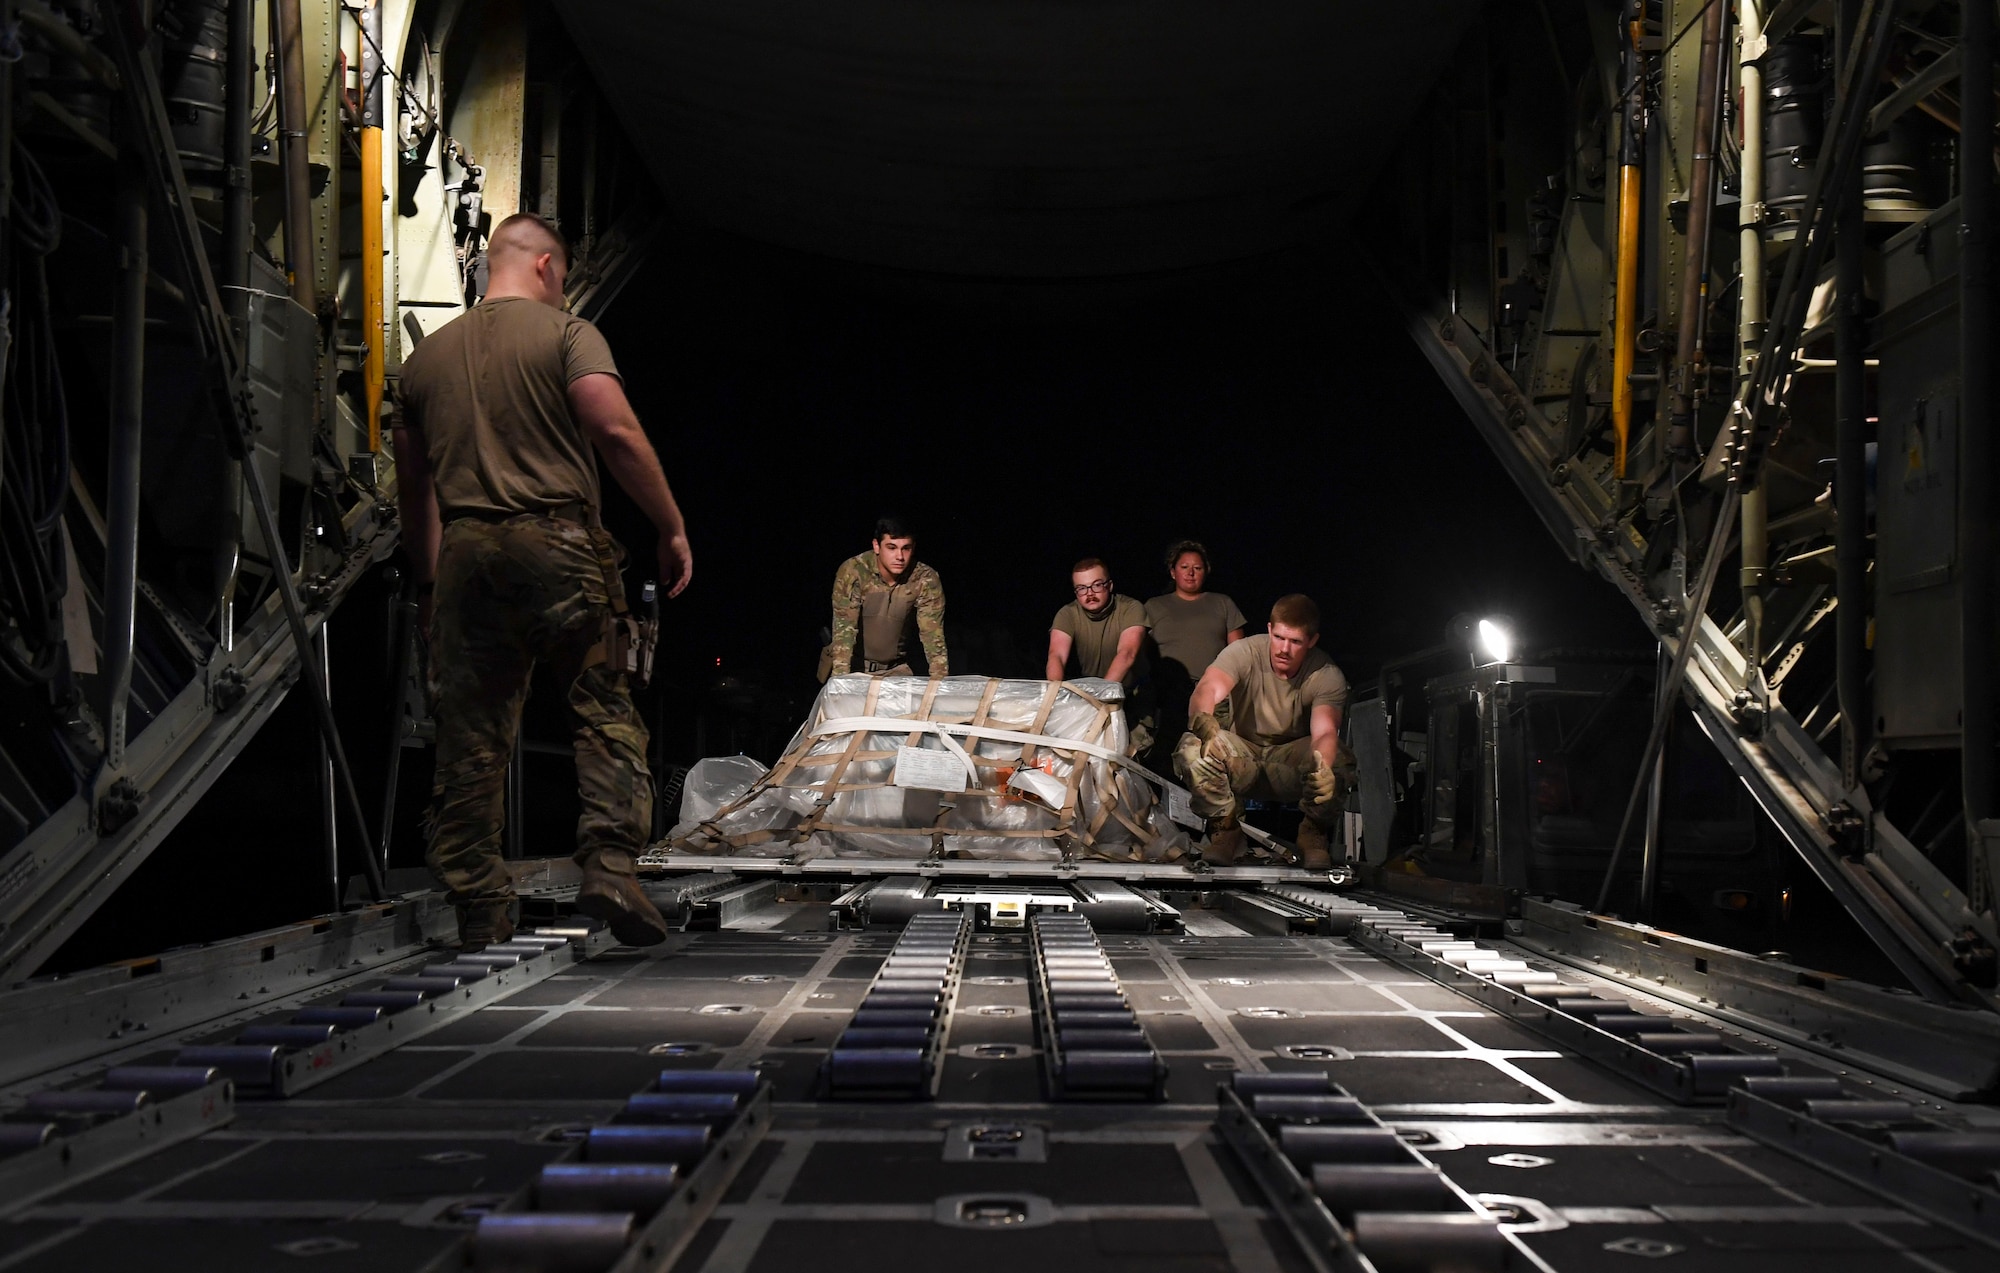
[490,212,569,268]
[484,213,570,308]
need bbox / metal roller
[101,1065,219,1094]
[339,990,426,1013]
[1233,1071,1336,1097]
[1632,1031,1728,1055]
[1737,1076,1844,1107]
[1057,1028,1149,1050]
[292,1006,384,1030]
[482,942,547,959]
[1547,997,1629,1017]
[1048,986,1121,1002]
[471,1212,636,1273]
[1579,1012,1670,1035]
[423,962,493,981]
[25,1088,149,1116]
[450,951,522,969]
[879,965,949,980]
[652,1070,762,1095]
[1804,1100,1923,1123]
[1278,1125,1413,1167]
[1252,1094,1371,1124]
[1518,984,1601,1003]
[509,933,578,948]
[618,1092,740,1124]
[1884,1132,2000,1180]
[848,1010,935,1029]
[1051,1010,1136,1029]
[836,1027,930,1049]
[0,1123,56,1154]
[870,979,947,995]
[173,1044,284,1087]
[1351,1212,1509,1273]
[584,1123,712,1164]
[1050,994,1127,1012]
[1687,1053,1783,1094]
[1058,1049,1161,1091]
[827,1047,927,1090]
[860,992,939,1011]
[379,976,464,998]
[537,1163,680,1216]
[236,1023,339,1047]
[1311,1165,1458,1219]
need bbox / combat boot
[457,899,516,954]
[1201,819,1246,866]
[575,850,670,947]
[1293,818,1335,871]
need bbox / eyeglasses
[1073,580,1113,596]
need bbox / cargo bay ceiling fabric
[664,676,1193,861]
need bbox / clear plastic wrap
[663,676,1187,862]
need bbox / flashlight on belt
[628,581,660,688]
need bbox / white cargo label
[1165,784,1204,830]
[893,746,969,793]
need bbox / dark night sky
[598,228,1648,751]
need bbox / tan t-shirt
[1144,592,1247,681]
[399,297,620,519]
[1051,594,1150,687]
[1211,634,1348,744]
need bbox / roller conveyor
[441,1068,773,1273]
[8,877,2000,1271]
[1216,1068,1553,1273]
[1027,912,1166,1100]
[1347,915,1784,1102]
[819,909,971,1097]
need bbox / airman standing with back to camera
[1047,558,1157,755]
[1174,594,1353,868]
[822,516,949,679]
[396,212,692,951]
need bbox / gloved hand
[1189,754,1231,794]
[1174,730,1206,779]
[1302,752,1338,807]
[1187,712,1223,743]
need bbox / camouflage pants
[1173,730,1345,828]
[427,515,653,908]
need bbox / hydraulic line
[359,0,385,452]
[1667,0,1730,459]
[271,0,315,309]
[1611,0,1646,479]
[1596,0,1908,931]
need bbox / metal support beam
[101,157,147,775]
[1835,0,1871,790]
[1959,0,1996,912]
[1639,648,1669,920]
[270,0,315,309]
[101,1,386,902]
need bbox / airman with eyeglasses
[1046,558,1156,754]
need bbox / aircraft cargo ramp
[3,878,1999,1272]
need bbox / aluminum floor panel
[3,906,1994,1272]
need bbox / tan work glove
[1173,730,1206,779]
[1187,712,1223,743]
[1302,752,1339,807]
